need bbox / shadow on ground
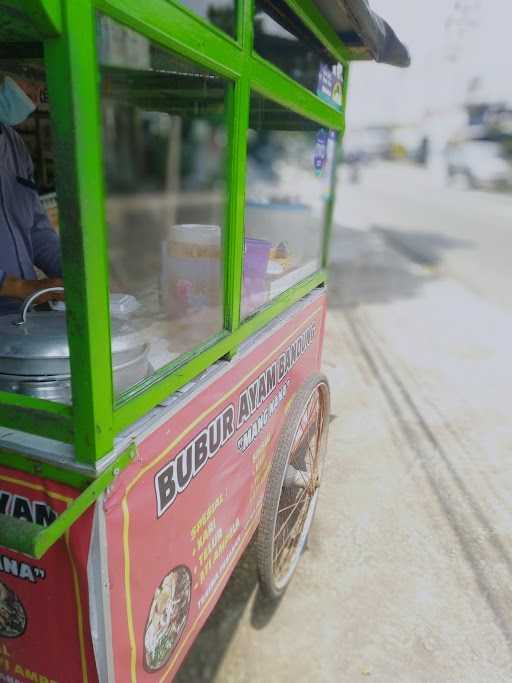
[328,224,474,309]
[175,540,280,682]
[374,226,473,267]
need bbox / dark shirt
[0,123,61,315]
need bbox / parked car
[445,141,512,190]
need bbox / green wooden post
[44,0,114,463]
[323,64,350,270]
[222,0,253,357]
[223,80,249,337]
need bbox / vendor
[0,73,63,316]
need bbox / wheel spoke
[291,395,319,476]
[275,488,315,572]
[294,394,315,447]
[288,459,310,488]
[274,493,312,568]
[274,488,311,555]
[293,413,307,450]
[295,466,310,487]
[304,407,319,474]
[280,497,311,551]
[274,492,311,567]
[305,444,315,479]
[277,498,307,516]
[274,488,309,539]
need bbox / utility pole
[442,0,483,119]
[444,0,481,65]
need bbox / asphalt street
[333,163,512,311]
[176,162,512,682]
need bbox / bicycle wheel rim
[270,381,328,591]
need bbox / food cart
[0,1,408,680]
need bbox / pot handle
[13,286,65,326]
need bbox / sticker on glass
[316,63,343,111]
[314,128,329,176]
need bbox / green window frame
[0,0,349,467]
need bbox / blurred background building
[343,0,512,191]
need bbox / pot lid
[0,310,147,374]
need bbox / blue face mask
[0,76,36,126]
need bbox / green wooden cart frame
[0,0,352,464]
[0,0,408,556]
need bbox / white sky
[347,0,512,127]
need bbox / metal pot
[0,288,151,403]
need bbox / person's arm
[0,131,64,305]
[0,271,64,302]
[31,198,62,277]
[21,142,62,278]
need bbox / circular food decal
[0,580,26,638]
[143,565,192,672]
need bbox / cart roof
[314,0,410,67]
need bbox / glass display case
[177,0,237,37]
[254,0,344,109]
[0,0,347,464]
[243,92,337,316]
[98,16,228,387]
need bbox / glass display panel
[0,58,68,404]
[97,15,228,395]
[178,0,236,38]
[242,93,337,317]
[254,0,343,108]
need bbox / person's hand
[0,276,64,303]
[25,278,65,304]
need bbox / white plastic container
[50,293,140,318]
[245,201,313,262]
[165,224,222,324]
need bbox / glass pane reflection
[97,15,228,395]
[242,93,337,317]
[254,0,343,108]
[179,0,236,38]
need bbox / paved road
[334,163,512,311]
[176,163,512,682]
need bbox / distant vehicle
[445,141,512,190]
[342,127,393,165]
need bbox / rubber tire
[256,373,330,600]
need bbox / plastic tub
[244,237,271,277]
[242,238,271,317]
[245,201,313,262]
[165,225,222,338]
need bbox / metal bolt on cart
[0,1,408,680]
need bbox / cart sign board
[104,292,327,681]
[0,292,326,682]
[0,468,96,683]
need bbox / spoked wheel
[257,374,330,599]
